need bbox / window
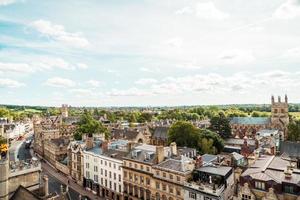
[129,173,133,181]
[118,166,121,170]
[140,176,144,184]
[135,164,137,168]
[255,181,265,190]
[146,167,150,171]
[109,171,112,178]
[156,182,160,189]
[140,165,144,170]
[109,162,111,167]
[105,161,107,166]
[176,176,180,181]
[114,164,116,169]
[109,181,112,189]
[105,179,107,187]
[156,171,160,176]
[162,184,166,191]
[101,178,103,185]
[86,171,90,179]
[101,168,103,175]
[189,192,196,199]
[242,194,251,200]
[129,162,132,167]
[124,171,127,178]
[146,178,150,185]
[169,174,173,180]
[100,159,103,165]
[86,163,89,169]
[176,188,181,196]
[119,185,122,193]
[163,172,166,178]
[169,187,173,193]
[114,183,116,191]
[204,197,212,200]
[94,166,98,172]
[134,175,138,182]
[284,185,294,194]
[94,175,98,182]
[105,170,107,177]
[114,173,116,180]
[124,161,126,166]
[119,174,121,181]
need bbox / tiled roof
[280,141,300,158]
[230,117,271,125]
[152,126,168,140]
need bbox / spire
[285,94,288,103]
[271,95,275,104]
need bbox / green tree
[168,121,199,148]
[74,112,110,140]
[287,120,300,141]
[137,112,153,123]
[198,129,224,154]
[199,137,216,154]
[209,112,231,139]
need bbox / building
[83,135,128,200]
[68,140,85,185]
[111,128,149,144]
[150,126,169,146]
[123,142,195,200]
[238,155,300,200]
[230,95,289,140]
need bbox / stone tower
[61,104,69,118]
[271,95,289,139]
[0,129,9,200]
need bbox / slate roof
[202,154,218,164]
[230,117,271,125]
[197,166,232,177]
[10,185,41,200]
[280,141,300,158]
[152,126,169,140]
[155,157,193,173]
[111,128,140,140]
[225,138,256,146]
[231,152,244,160]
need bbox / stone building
[82,135,128,200]
[230,95,289,140]
[43,137,70,167]
[238,155,300,200]
[150,126,169,146]
[68,140,85,185]
[123,143,195,200]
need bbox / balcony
[184,181,225,197]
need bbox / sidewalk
[32,149,104,200]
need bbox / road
[10,131,103,200]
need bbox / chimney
[156,146,164,164]
[127,142,135,152]
[278,96,281,103]
[285,94,288,103]
[101,141,108,151]
[170,142,177,156]
[195,155,203,168]
[86,133,94,150]
[43,175,49,196]
[271,95,275,104]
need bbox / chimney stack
[285,94,288,103]
[127,142,135,152]
[101,141,108,151]
[43,175,49,196]
[86,133,94,150]
[195,155,203,168]
[156,146,164,164]
[271,95,275,104]
[278,96,281,103]
[170,142,177,156]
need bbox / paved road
[9,132,33,161]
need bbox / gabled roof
[152,126,168,139]
[230,117,271,125]
[10,185,41,200]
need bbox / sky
[0,0,300,107]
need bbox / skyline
[0,0,300,106]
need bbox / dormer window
[255,181,265,190]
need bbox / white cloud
[176,1,229,20]
[31,20,90,48]
[86,80,102,87]
[44,77,76,88]
[34,56,73,70]
[0,62,34,74]
[273,0,300,19]
[218,49,256,65]
[282,47,300,59]
[135,78,157,85]
[70,88,94,96]
[0,78,25,88]
[139,67,161,73]
[0,0,15,6]
[164,37,183,48]
[77,63,88,69]
[107,88,152,97]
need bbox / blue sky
[0,0,300,106]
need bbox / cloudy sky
[0,0,300,106]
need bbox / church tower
[271,95,289,139]
[61,104,69,118]
[0,127,9,200]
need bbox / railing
[184,181,225,196]
[9,160,41,177]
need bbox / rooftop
[197,166,232,177]
[230,117,271,125]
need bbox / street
[9,131,102,200]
